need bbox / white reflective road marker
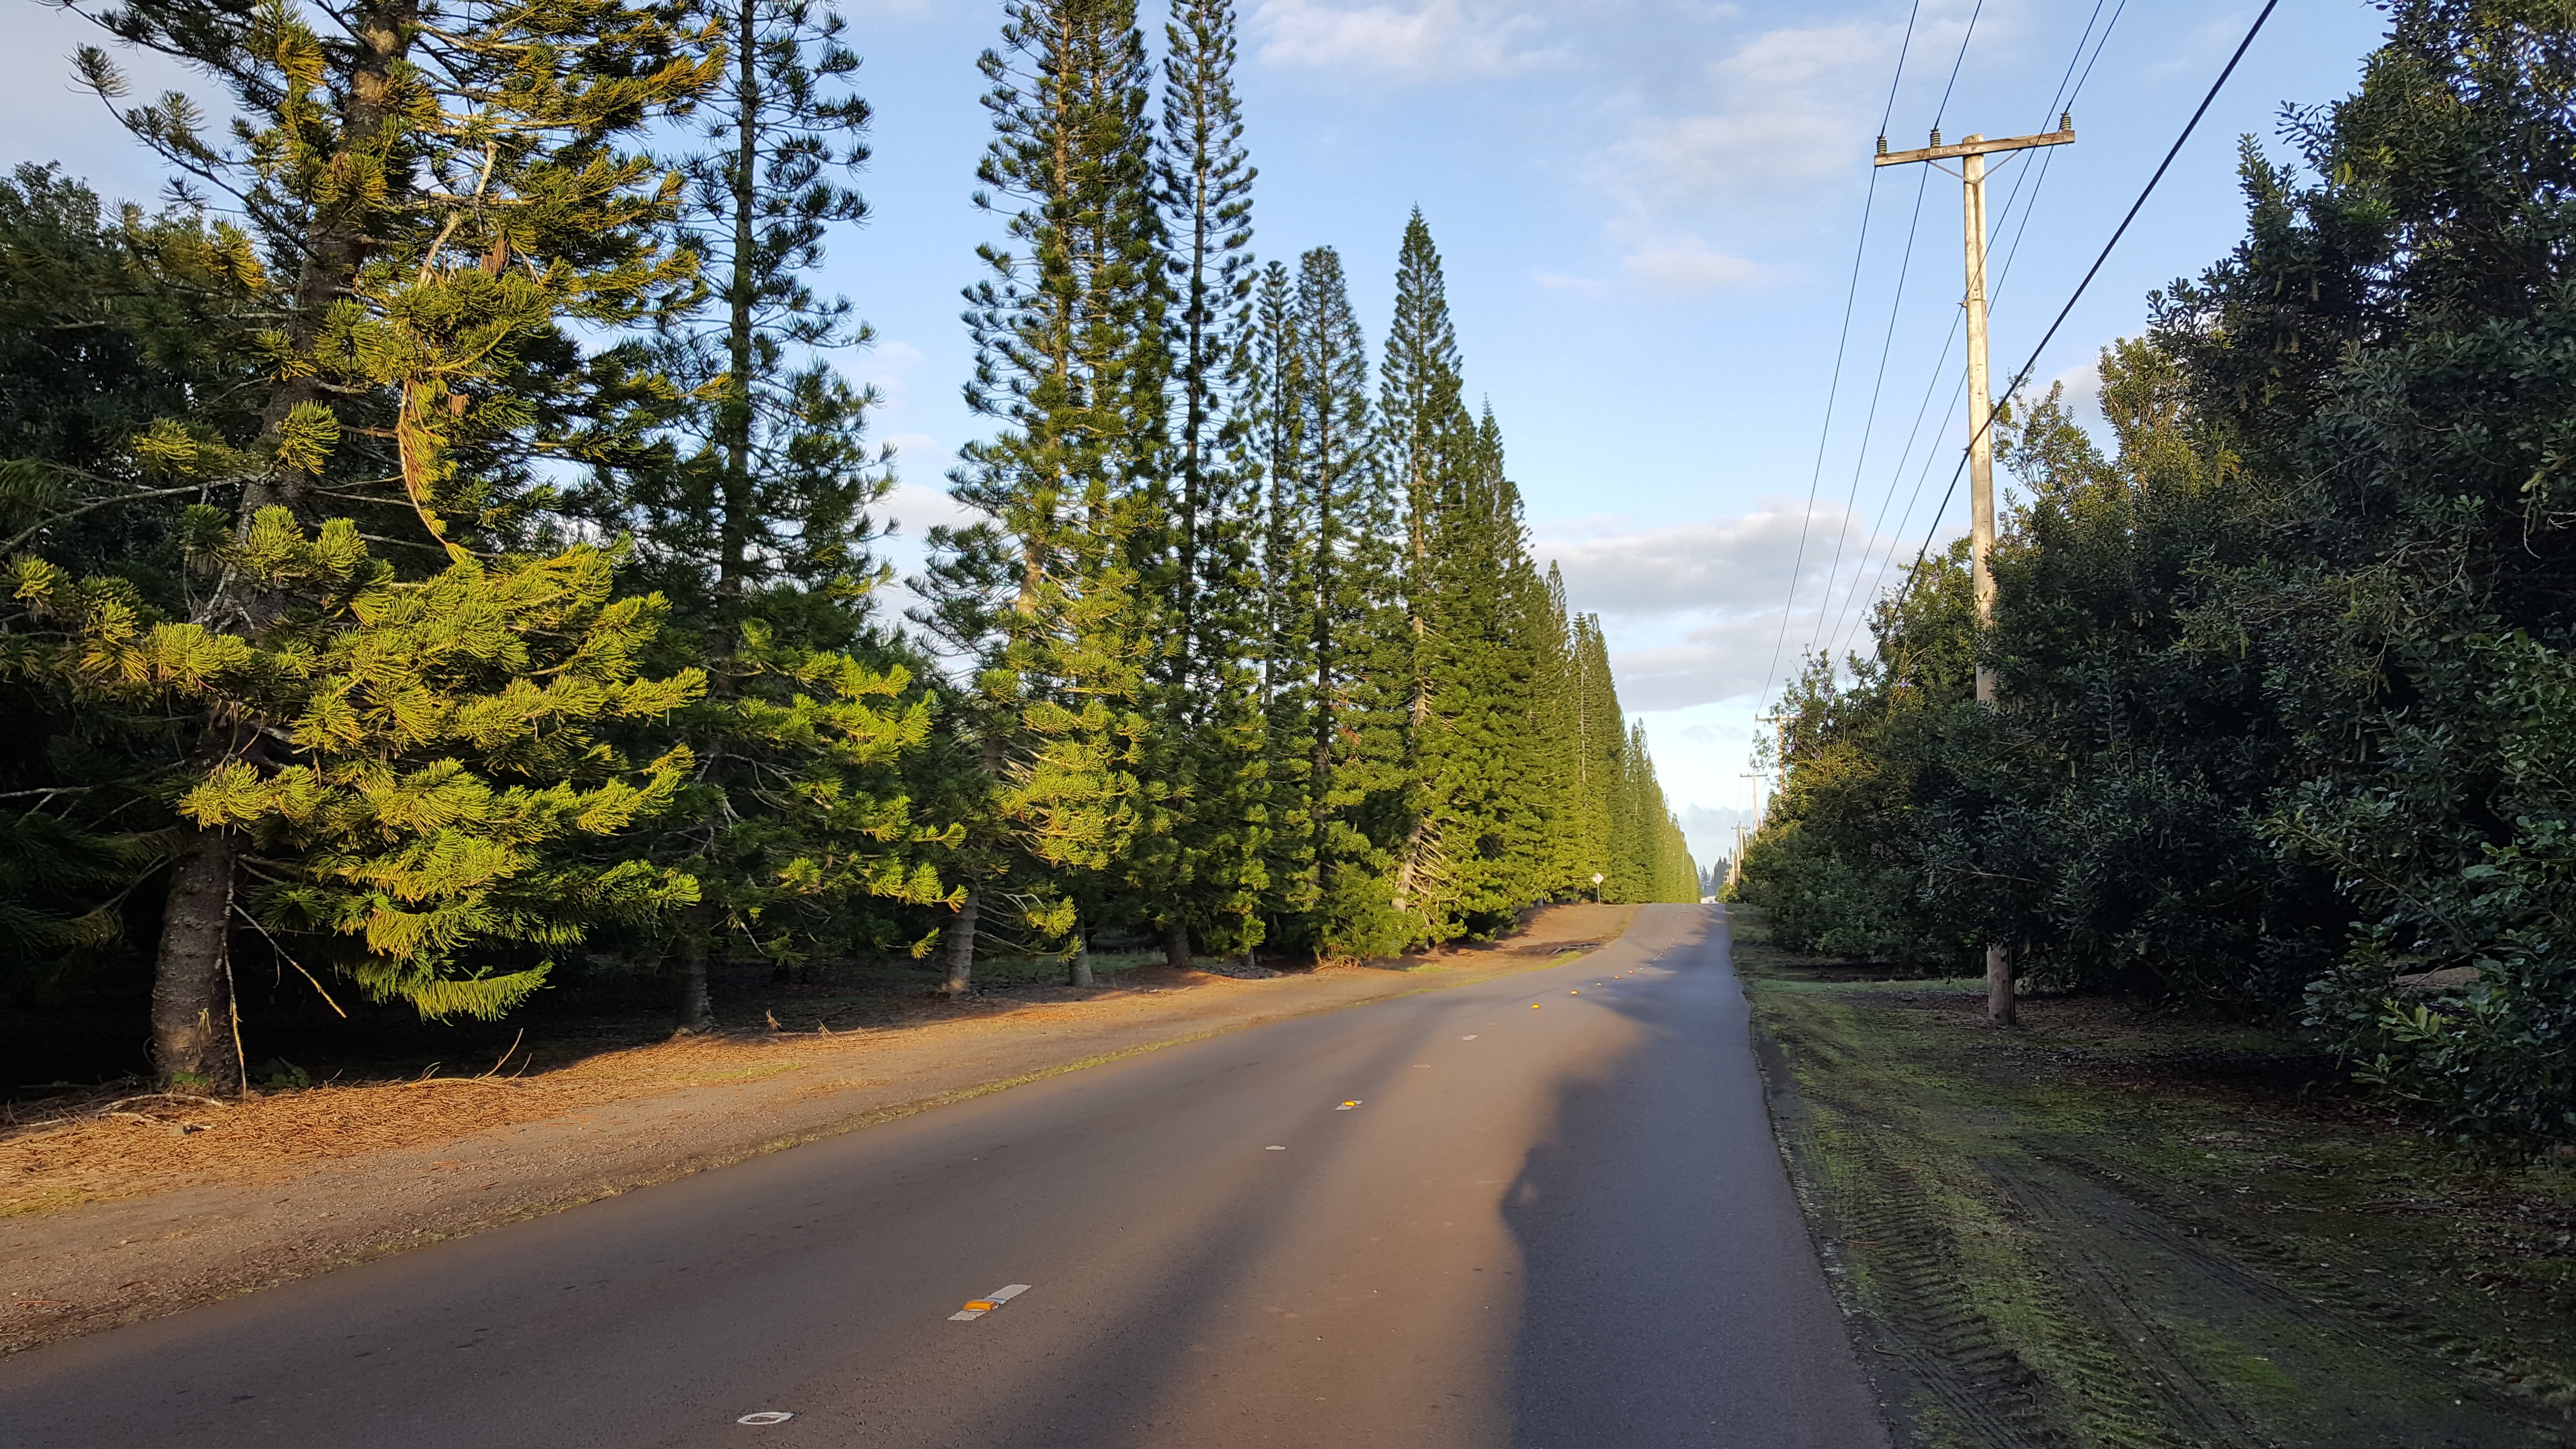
[950,1283,1032,1321]
[737,1412,794,1426]
[1266,1144,1287,1150]
[1462,1035,1478,1040]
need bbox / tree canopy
[0,0,1695,1091]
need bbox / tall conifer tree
[1249,247,1409,954]
[1375,215,1475,934]
[1247,258,1320,948]
[611,0,949,1030]
[1570,613,1624,888]
[1528,562,1587,899]
[1135,0,1266,968]
[49,0,721,1087]
[918,0,1165,985]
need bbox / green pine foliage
[1132,0,1268,968]
[8,519,705,1020]
[3,0,1698,1079]
[919,0,1168,983]
[0,165,258,1001]
[599,0,950,1029]
[25,0,725,1087]
[1245,258,1322,949]
[1270,245,1417,955]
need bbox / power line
[1798,0,2049,675]
[1886,0,2281,617]
[1822,0,2137,660]
[1825,113,2085,661]
[1754,0,1928,711]
[1825,0,2123,663]
[1801,160,1935,662]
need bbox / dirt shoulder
[1731,909,2576,1448]
[0,905,1635,1357]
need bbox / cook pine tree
[617,0,950,1030]
[917,0,1165,989]
[1281,245,1414,953]
[1246,258,1321,951]
[1133,0,1267,970]
[39,0,724,1090]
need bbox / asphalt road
[0,904,1887,1448]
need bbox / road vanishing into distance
[0,904,1886,1448]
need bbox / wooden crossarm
[1875,127,2075,167]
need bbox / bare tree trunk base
[1165,921,1194,974]
[676,936,714,1034]
[943,886,980,995]
[152,827,242,1095]
[1986,942,2016,1028]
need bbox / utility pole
[1875,115,2074,1028]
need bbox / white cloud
[1533,268,1609,296]
[854,339,928,410]
[1541,499,1873,620]
[1597,20,1891,206]
[1618,239,1775,295]
[881,474,968,541]
[1539,498,1930,710]
[1676,803,1758,867]
[2047,351,2106,426]
[1252,0,1562,79]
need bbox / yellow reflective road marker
[950,1283,1032,1321]
[1336,1100,1362,1111]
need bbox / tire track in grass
[1751,964,2574,1446]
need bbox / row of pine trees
[0,0,1695,1091]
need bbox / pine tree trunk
[149,0,419,1095]
[717,0,758,611]
[151,825,241,1094]
[677,932,714,1033]
[1986,943,2016,1028]
[1068,920,1093,988]
[1165,920,1194,973]
[944,885,980,994]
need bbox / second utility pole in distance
[1874,114,2073,1027]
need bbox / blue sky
[4,0,2392,869]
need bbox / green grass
[1732,910,2576,1448]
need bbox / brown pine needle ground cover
[0,904,1635,1354]
[1732,907,2576,1449]
[2,1032,816,1213]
